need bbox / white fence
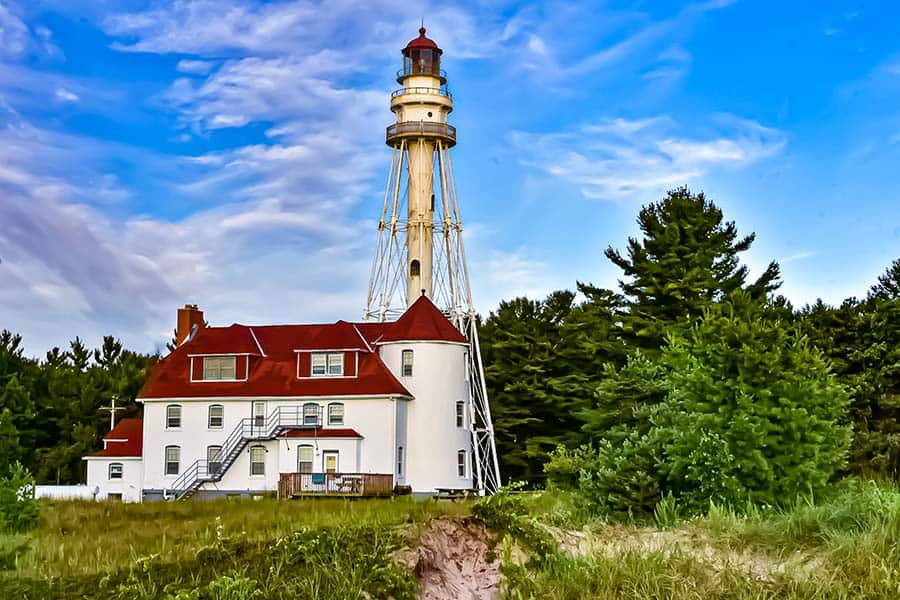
[35,484,98,501]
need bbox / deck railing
[278,473,394,499]
[385,122,456,145]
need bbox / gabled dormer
[184,322,266,383]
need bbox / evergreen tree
[481,292,576,483]
[870,258,900,300]
[604,187,780,349]
[659,295,851,508]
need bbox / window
[203,356,236,380]
[402,349,414,377]
[250,445,266,476]
[108,463,123,480]
[207,445,223,476]
[108,493,123,502]
[298,445,313,474]
[327,403,344,426]
[166,405,181,429]
[410,260,420,277]
[253,401,266,428]
[303,403,320,426]
[456,401,465,428]
[397,446,404,476]
[311,353,344,377]
[457,450,467,478]
[208,404,224,429]
[165,446,180,476]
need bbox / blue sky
[1,0,899,355]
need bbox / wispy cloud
[510,115,786,201]
[0,3,29,58]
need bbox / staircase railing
[168,405,322,500]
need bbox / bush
[0,462,38,532]
[472,483,557,562]
[572,296,852,518]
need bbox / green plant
[472,483,557,563]
[0,462,38,533]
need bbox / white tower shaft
[365,29,501,495]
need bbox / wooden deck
[278,472,394,499]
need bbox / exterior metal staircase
[167,405,321,501]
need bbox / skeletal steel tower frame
[364,28,501,495]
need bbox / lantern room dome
[404,27,442,55]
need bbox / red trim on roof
[93,418,143,457]
[379,295,468,343]
[278,428,363,439]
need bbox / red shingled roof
[93,418,143,457]
[138,297,465,400]
[278,428,363,439]
[379,295,467,343]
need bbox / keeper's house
[84,297,474,501]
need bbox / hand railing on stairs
[168,405,323,500]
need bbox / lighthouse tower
[365,28,501,495]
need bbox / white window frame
[165,445,180,476]
[250,445,266,477]
[253,401,266,428]
[401,349,413,377]
[202,355,237,381]
[207,445,223,476]
[456,401,465,428]
[298,444,314,474]
[166,404,181,429]
[327,402,344,426]
[303,403,320,427]
[457,449,467,478]
[208,404,224,429]
[108,462,123,480]
[311,352,344,377]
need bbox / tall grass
[1,497,467,599]
[503,480,900,599]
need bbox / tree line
[480,187,899,514]
[0,334,155,484]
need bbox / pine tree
[604,187,780,349]
[870,258,900,300]
[480,291,576,483]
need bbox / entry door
[322,451,339,474]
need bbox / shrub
[472,483,557,562]
[0,462,38,532]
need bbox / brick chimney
[176,304,204,346]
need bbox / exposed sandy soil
[545,523,824,582]
[396,517,500,600]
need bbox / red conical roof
[404,27,442,54]
[380,295,467,343]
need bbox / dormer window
[203,356,236,380]
[311,352,343,377]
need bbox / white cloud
[0,3,29,58]
[54,87,79,103]
[511,115,786,202]
[176,59,215,74]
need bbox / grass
[1,497,467,599]
[3,480,899,598]
[498,480,900,599]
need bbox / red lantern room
[399,27,446,83]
